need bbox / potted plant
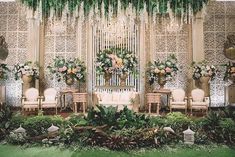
[0,63,10,81]
[13,61,39,82]
[191,60,217,96]
[222,61,235,84]
[47,56,86,86]
[147,54,178,90]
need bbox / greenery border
[20,0,209,19]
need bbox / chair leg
[74,102,77,114]
[156,103,159,116]
[55,106,57,115]
[148,103,151,114]
[185,108,187,114]
[170,107,172,112]
[83,102,85,114]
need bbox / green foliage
[117,107,150,129]
[20,0,208,19]
[7,132,27,145]
[165,112,192,133]
[87,105,118,127]
[0,105,13,140]
[23,115,63,137]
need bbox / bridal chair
[41,88,58,114]
[169,88,188,113]
[0,86,6,110]
[189,88,209,115]
[22,88,40,115]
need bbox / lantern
[183,127,195,144]
[47,124,59,138]
[14,125,26,134]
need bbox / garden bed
[0,105,234,151]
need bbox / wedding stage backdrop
[0,1,234,107]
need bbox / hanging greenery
[20,0,209,20]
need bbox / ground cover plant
[0,105,234,151]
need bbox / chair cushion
[44,88,57,101]
[120,92,132,102]
[191,102,208,106]
[191,89,204,102]
[102,92,112,101]
[171,101,187,105]
[112,92,120,101]
[172,89,185,101]
[25,88,39,101]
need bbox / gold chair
[189,88,209,115]
[41,88,58,114]
[22,88,40,115]
[169,89,188,113]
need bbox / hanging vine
[20,0,209,20]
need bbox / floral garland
[96,47,137,76]
[13,61,39,80]
[0,63,10,81]
[20,0,208,20]
[191,60,217,80]
[47,56,86,82]
[148,54,178,85]
[222,62,235,81]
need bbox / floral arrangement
[96,47,138,76]
[222,62,235,81]
[148,54,178,85]
[191,60,217,80]
[0,63,10,80]
[47,56,86,82]
[13,61,39,80]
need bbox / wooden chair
[72,93,87,114]
[41,88,58,114]
[22,88,40,115]
[146,93,161,115]
[170,89,188,113]
[189,88,209,115]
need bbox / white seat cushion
[191,102,208,106]
[171,101,187,105]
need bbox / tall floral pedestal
[22,75,35,95]
[119,73,128,86]
[104,73,112,86]
[157,73,166,90]
[195,76,210,97]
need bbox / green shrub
[7,132,27,145]
[23,115,63,137]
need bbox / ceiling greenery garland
[20,0,209,20]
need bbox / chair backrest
[0,86,6,102]
[44,88,57,101]
[191,88,204,102]
[25,88,39,101]
[172,89,185,102]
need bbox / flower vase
[22,75,35,94]
[157,73,166,90]
[65,75,75,86]
[119,73,128,86]
[198,76,211,97]
[104,73,112,86]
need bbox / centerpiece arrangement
[191,60,217,96]
[47,56,86,86]
[222,62,235,84]
[0,63,10,81]
[148,54,178,90]
[13,61,39,82]
[96,47,137,86]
